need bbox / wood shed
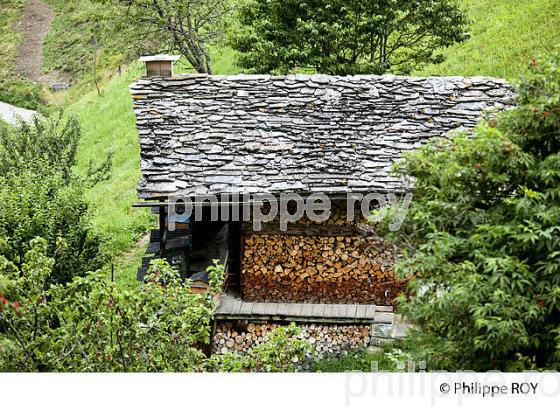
[129,63,514,354]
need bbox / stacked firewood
[213,321,373,357]
[241,233,404,305]
[262,200,367,228]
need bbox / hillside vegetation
[417,0,560,80]
[1,0,557,287]
[0,0,43,109]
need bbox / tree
[376,52,560,370]
[99,0,233,74]
[231,0,470,75]
[0,113,111,283]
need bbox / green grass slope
[68,65,153,288]
[44,0,133,80]
[70,49,238,289]
[0,0,43,109]
[418,0,560,80]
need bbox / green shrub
[310,344,420,372]
[0,241,309,371]
[208,323,313,372]
[0,241,218,371]
[231,0,469,75]
[376,50,560,370]
[0,113,111,283]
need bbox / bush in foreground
[0,113,110,283]
[377,51,560,370]
[0,239,309,371]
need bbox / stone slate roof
[130,74,514,199]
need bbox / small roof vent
[139,55,180,78]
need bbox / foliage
[311,342,418,372]
[208,323,312,372]
[417,0,560,80]
[0,0,44,110]
[312,349,392,372]
[43,0,140,81]
[0,113,110,283]
[0,113,79,180]
[0,239,309,371]
[0,257,16,356]
[376,51,560,370]
[231,0,469,75]
[94,0,233,74]
[0,240,212,371]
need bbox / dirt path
[15,0,58,85]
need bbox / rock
[49,82,69,92]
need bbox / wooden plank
[251,302,267,316]
[332,304,344,317]
[289,303,303,317]
[216,297,387,324]
[217,294,235,314]
[323,304,334,318]
[276,303,291,316]
[263,302,278,316]
[364,305,376,319]
[300,303,313,317]
[344,304,358,318]
[239,301,253,315]
[351,304,361,318]
[231,298,242,315]
[335,304,347,318]
[311,303,326,317]
[376,305,393,312]
[356,304,368,319]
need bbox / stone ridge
[130,73,514,198]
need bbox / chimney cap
[139,54,181,62]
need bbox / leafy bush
[0,239,310,371]
[311,347,397,372]
[377,51,560,370]
[208,323,312,372]
[0,240,217,371]
[0,113,111,283]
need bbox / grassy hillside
[67,65,151,288]
[0,0,43,109]
[70,49,238,289]
[417,0,560,80]
[43,0,136,83]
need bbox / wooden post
[159,198,166,259]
